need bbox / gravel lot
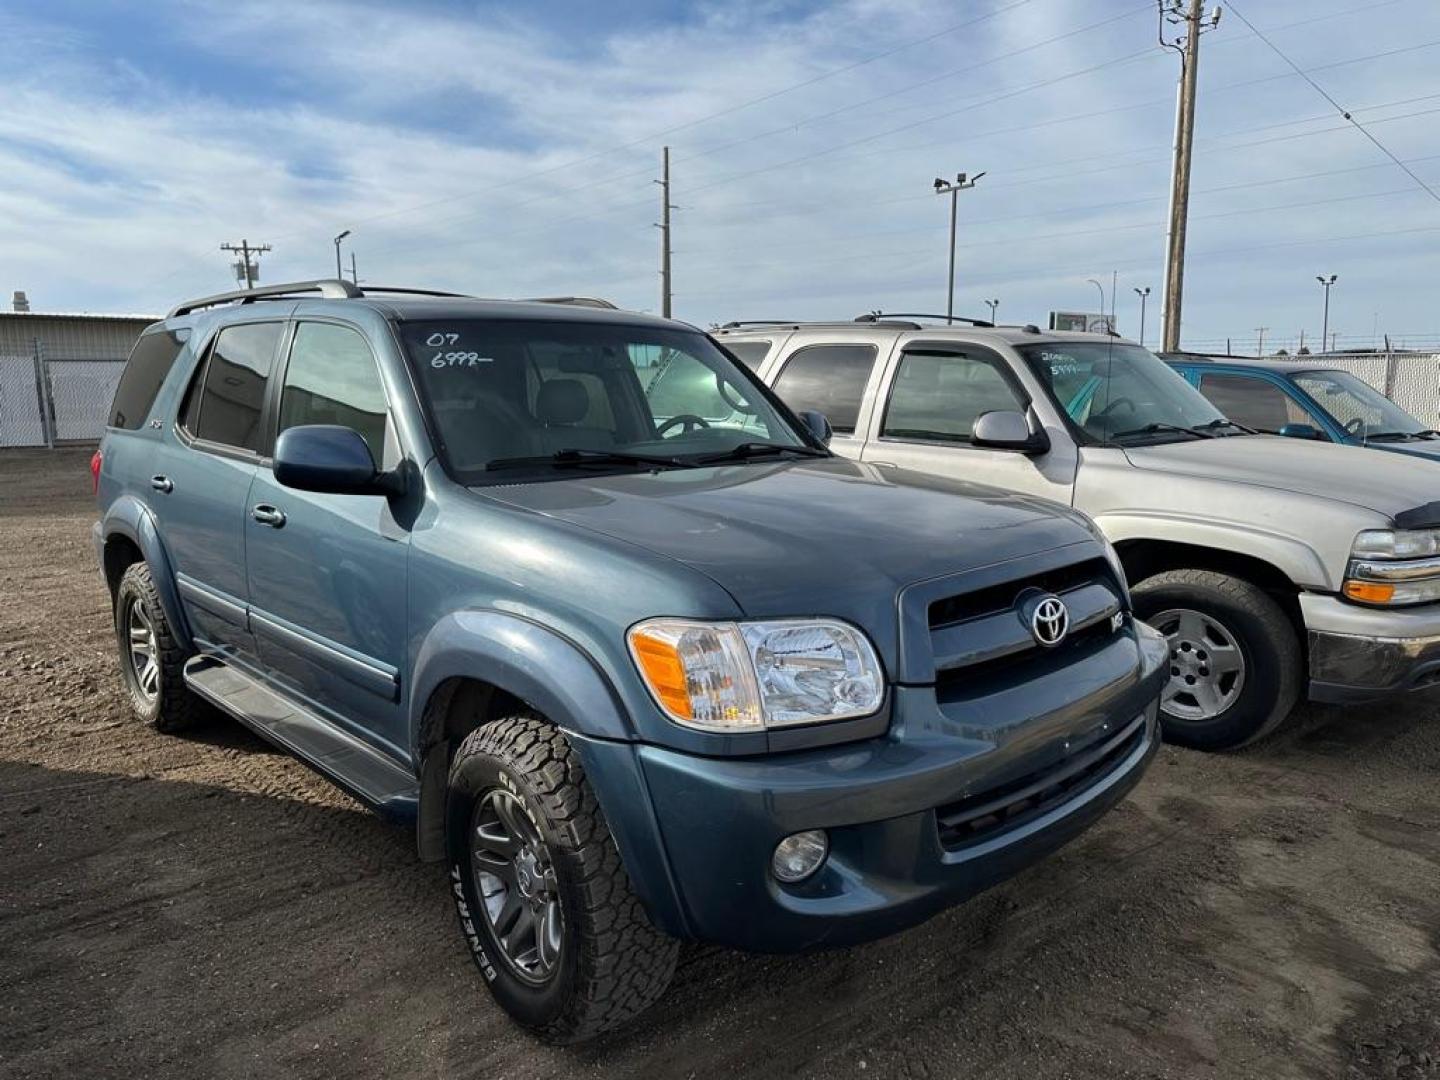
[2,446,1438,1080]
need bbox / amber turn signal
[1342,579,1395,604]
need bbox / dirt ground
[1,446,1437,1080]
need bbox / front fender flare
[1095,511,1331,591]
[409,609,634,756]
[99,497,193,650]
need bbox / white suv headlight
[627,617,884,731]
[1345,529,1440,605]
[1352,529,1440,559]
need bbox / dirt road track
[2,447,1437,1079]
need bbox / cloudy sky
[1,0,1437,351]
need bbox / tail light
[90,449,103,496]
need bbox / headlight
[1351,529,1440,559]
[626,617,884,731]
[1344,530,1440,605]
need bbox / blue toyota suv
[94,280,1168,1041]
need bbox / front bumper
[617,621,1168,953]
[1301,593,1440,702]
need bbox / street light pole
[1087,278,1106,330]
[983,298,999,323]
[334,229,351,280]
[1317,274,1337,354]
[933,172,984,324]
[1134,286,1152,346]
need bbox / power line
[1227,2,1440,204]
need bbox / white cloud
[0,0,1436,350]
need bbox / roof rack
[168,279,361,318]
[167,281,622,320]
[854,311,994,328]
[523,296,618,309]
[716,320,799,329]
[715,318,924,331]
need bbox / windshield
[1017,341,1228,443]
[1292,370,1427,439]
[402,319,811,482]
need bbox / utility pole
[1159,0,1222,353]
[1134,286,1152,347]
[1298,328,1307,354]
[934,172,984,324]
[656,147,674,319]
[1317,274,1337,353]
[350,251,359,285]
[1255,327,1268,356]
[220,240,271,289]
[984,298,999,323]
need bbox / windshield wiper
[692,442,829,465]
[1193,418,1257,435]
[1108,422,1215,443]
[485,448,690,472]
[1366,430,1429,442]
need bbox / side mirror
[273,425,404,497]
[1277,422,1324,441]
[971,410,1050,455]
[797,409,833,446]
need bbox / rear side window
[771,344,877,434]
[109,328,188,429]
[1197,373,1310,433]
[189,322,283,453]
[278,323,389,464]
[724,340,771,370]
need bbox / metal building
[0,293,157,447]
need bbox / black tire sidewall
[445,746,580,1030]
[1133,577,1293,750]
[114,573,163,724]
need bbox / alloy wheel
[469,788,563,984]
[1150,606,1246,721]
[126,599,160,703]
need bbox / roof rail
[356,286,474,300]
[716,320,798,329]
[168,279,361,318]
[523,296,618,309]
[854,311,994,328]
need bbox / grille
[935,715,1148,852]
[928,558,1110,630]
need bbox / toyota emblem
[1030,595,1069,647]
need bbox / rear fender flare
[100,496,193,650]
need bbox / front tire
[1132,569,1301,751]
[113,562,201,733]
[445,715,678,1042]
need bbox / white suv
[720,314,1440,750]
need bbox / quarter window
[771,344,878,435]
[109,328,189,429]
[882,350,1025,443]
[278,323,389,464]
[723,340,771,371]
[1197,373,1310,433]
[189,322,283,452]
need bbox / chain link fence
[0,344,127,448]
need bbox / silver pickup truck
[716,316,1440,750]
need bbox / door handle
[150,475,173,493]
[251,504,286,528]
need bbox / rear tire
[113,562,201,734]
[1132,569,1301,751]
[445,714,678,1042]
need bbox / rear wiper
[1193,418,1257,435]
[692,442,829,465]
[1108,422,1214,442]
[485,448,690,472]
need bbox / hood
[476,458,1095,619]
[1121,435,1440,518]
[1365,438,1440,463]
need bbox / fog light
[771,830,828,883]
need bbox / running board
[184,655,418,822]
